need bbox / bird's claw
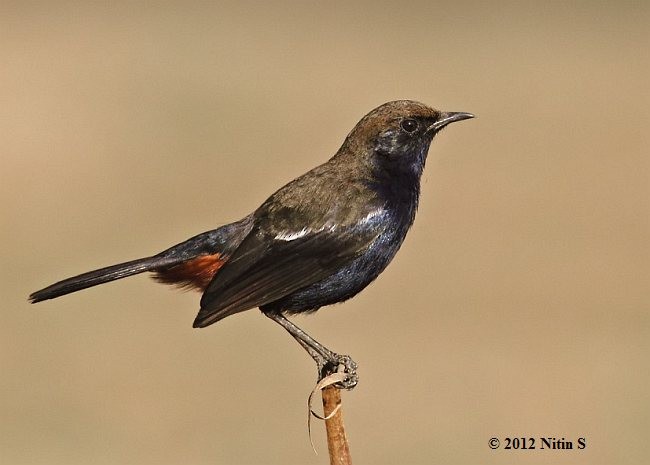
[319,354,358,390]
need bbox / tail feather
[29,217,255,304]
[29,256,173,303]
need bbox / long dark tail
[29,255,176,303]
[29,216,255,304]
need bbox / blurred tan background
[2,1,649,464]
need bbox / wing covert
[194,222,379,327]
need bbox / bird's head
[341,100,474,176]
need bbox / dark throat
[368,158,423,228]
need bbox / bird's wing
[193,219,381,327]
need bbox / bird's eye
[400,118,418,133]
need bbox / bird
[29,100,473,387]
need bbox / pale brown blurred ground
[2,2,649,464]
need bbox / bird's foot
[318,353,358,390]
[262,313,359,389]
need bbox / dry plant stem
[322,386,352,465]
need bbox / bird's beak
[428,111,475,132]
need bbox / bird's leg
[265,312,358,390]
